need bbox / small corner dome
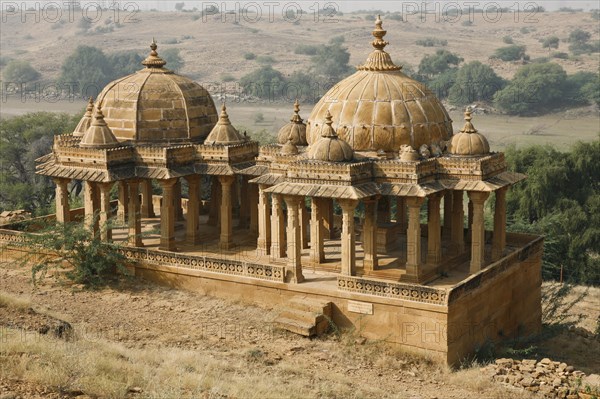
[277,100,307,146]
[94,40,218,144]
[306,16,453,153]
[73,97,95,137]
[80,106,120,149]
[281,139,299,155]
[449,108,490,156]
[204,104,246,145]
[310,111,354,162]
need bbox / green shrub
[502,36,514,44]
[2,59,40,82]
[243,52,256,60]
[492,45,528,61]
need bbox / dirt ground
[0,259,598,399]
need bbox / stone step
[279,308,327,325]
[273,316,316,337]
[272,297,334,337]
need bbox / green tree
[161,48,184,71]
[568,29,596,55]
[2,60,41,82]
[108,51,143,77]
[505,140,600,285]
[428,68,458,99]
[418,50,463,78]
[240,65,287,99]
[493,62,567,115]
[542,36,560,49]
[564,71,599,105]
[492,45,528,61]
[310,39,352,82]
[0,112,79,214]
[448,61,505,105]
[60,45,113,98]
[581,77,600,106]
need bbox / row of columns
[54,174,260,253]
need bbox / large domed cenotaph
[0,17,542,365]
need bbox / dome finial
[219,103,231,124]
[460,106,478,134]
[372,14,388,51]
[85,97,94,116]
[290,99,303,123]
[142,38,167,68]
[357,15,401,71]
[321,110,338,138]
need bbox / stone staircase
[273,297,333,337]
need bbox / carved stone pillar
[185,175,200,245]
[238,177,249,228]
[218,175,235,250]
[249,183,259,235]
[53,178,70,224]
[443,191,453,239]
[284,195,304,283]
[208,176,220,226]
[299,198,309,249]
[257,185,271,255]
[127,180,142,247]
[492,187,508,261]
[117,180,128,224]
[270,193,286,258]
[405,197,425,281]
[159,178,177,251]
[467,198,474,243]
[174,179,184,222]
[468,191,490,274]
[395,197,406,230]
[83,181,98,233]
[140,180,155,218]
[323,198,334,239]
[98,182,113,242]
[377,196,390,225]
[427,193,442,266]
[310,197,325,263]
[363,197,378,272]
[339,199,358,276]
[451,190,465,255]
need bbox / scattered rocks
[485,358,599,398]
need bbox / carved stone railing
[121,247,285,283]
[337,275,448,305]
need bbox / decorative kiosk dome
[79,106,119,149]
[306,16,453,153]
[449,108,490,156]
[310,111,354,162]
[281,138,299,155]
[204,104,246,145]
[73,97,95,137]
[277,100,307,146]
[95,40,218,144]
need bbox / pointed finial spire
[142,38,167,68]
[372,14,388,51]
[357,15,401,71]
[218,103,232,125]
[85,97,94,116]
[290,99,303,123]
[460,106,478,134]
[321,110,338,138]
[92,104,108,126]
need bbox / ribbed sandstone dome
[80,106,119,149]
[449,108,490,156]
[95,40,218,144]
[310,111,354,162]
[306,17,453,153]
[204,104,246,145]
[277,100,307,146]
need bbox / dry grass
[0,291,31,310]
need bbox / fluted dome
[204,104,246,145]
[449,108,490,156]
[310,111,354,162]
[73,97,95,137]
[80,106,119,149]
[281,138,299,155]
[306,16,452,153]
[95,40,218,144]
[277,100,307,146]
